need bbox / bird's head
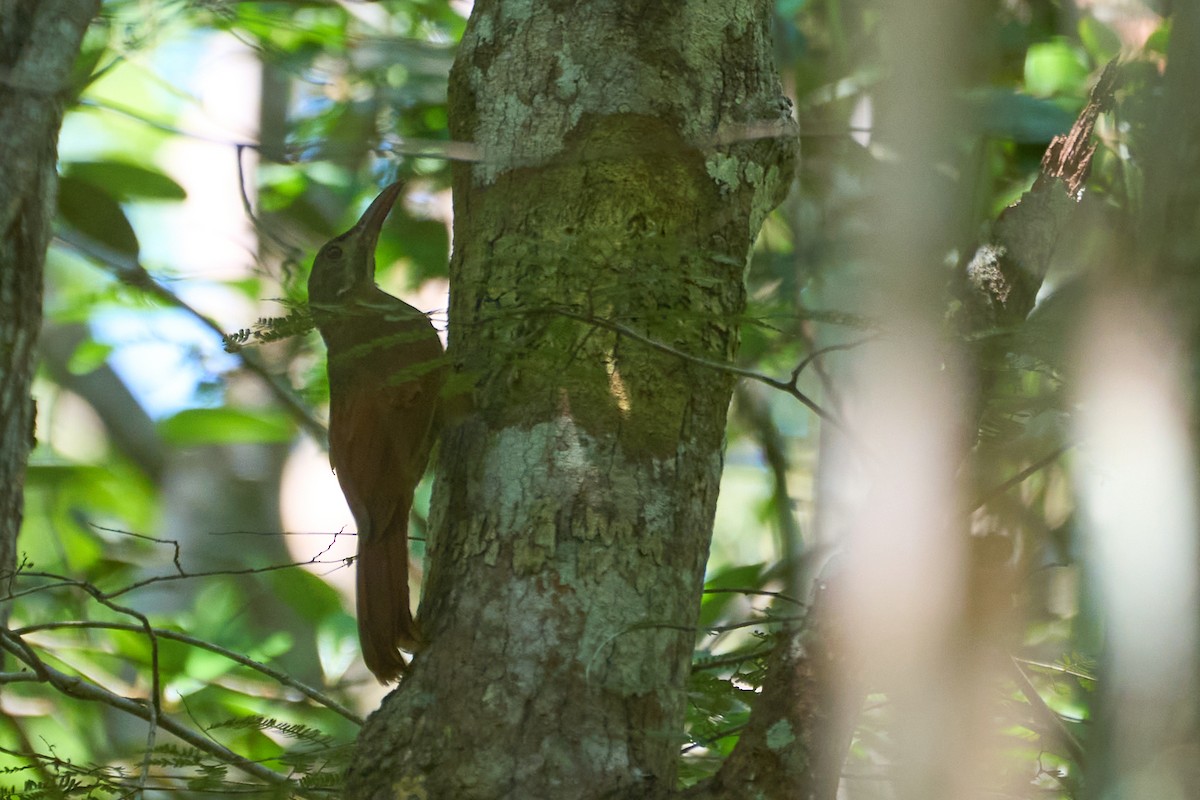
[307,181,404,307]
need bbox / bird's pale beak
[350,181,404,258]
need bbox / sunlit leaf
[1024,39,1089,98]
[157,408,295,446]
[1077,17,1120,65]
[699,563,768,629]
[378,213,449,285]
[66,338,114,375]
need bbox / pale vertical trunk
[1079,7,1200,797]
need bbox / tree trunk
[0,0,99,624]
[346,2,794,797]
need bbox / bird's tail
[356,525,421,684]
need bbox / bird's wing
[329,379,437,535]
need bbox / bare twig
[91,524,185,575]
[0,714,60,791]
[84,97,804,167]
[0,630,318,795]
[549,307,848,429]
[700,588,806,607]
[681,724,749,753]
[735,383,807,599]
[586,614,805,683]
[789,331,876,422]
[6,553,351,603]
[3,532,362,725]
[234,142,309,267]
[8,559,166,792]
[1008,656,1086,766]
[971,445,1071,511]
[12,620,363,725]
[52,226,328,445]
[1012,656,1095,683]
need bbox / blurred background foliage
[0,0,1167,796]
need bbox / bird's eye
[325,245,343,259]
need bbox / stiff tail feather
[356,525,421,683]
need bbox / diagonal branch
[0,628,321,795]
[13,619,363,726]
[53,226,328,445]
[548,307,857,430]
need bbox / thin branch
[1012,656,1095,683]
[790,335,876,384]
[0,714,60,794]
[234,142,308,267]
[788,328,876,423]
[52,226,328,446]
[586,615,804,683]
[734,383,806,599]
[91,524,185,575]
[971,445,1071,511]
[82,97,808,167]
[0,630,316,795]
[700,588,806,608]
[78,99,255,149]
[206,529,354,536]
[88,586,160,793]
[8,558,166,792]
[6,553,351,603]
[12,620,362,726]
[549,307,847,429]
[691,647,775,673]
[3,536,362,724]
[682,724,749,754]
[1008,656,1086,766]
[642,615,805,637]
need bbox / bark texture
[346,2,794,798]
[0,0,99,621]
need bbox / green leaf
[67,21,111,102]
[57,175,140,259]
[699,563,768,629]
[1145,17,1171,56]
[1077,17,1121,64]
[1024,40,1089,99]
[266,567,345,622]
[378,213,450,285]
[157,408,295,446]
[66,339,114,375]
[63,161,186,202]
[248,632,294,662]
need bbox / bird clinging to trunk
[308,182,446,683]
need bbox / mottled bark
[346,2,794,798]
[958,63,1116,333]
[0,0,100,623]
